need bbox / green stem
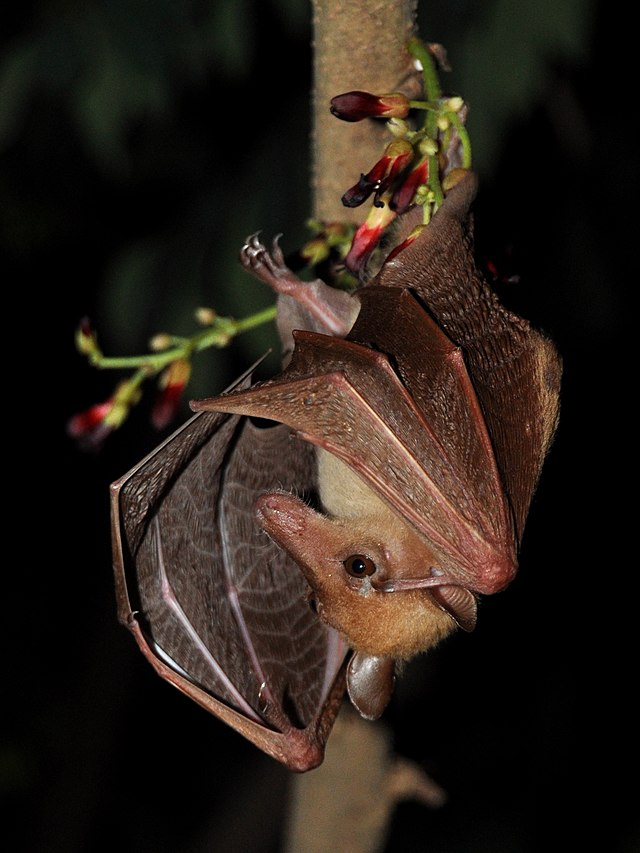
[407,99,441,112]
[448,111,473,168]
[407,38,441,103]
[90,305,277,372]
[427,154,443,208]
[407,37,441,145]
[407,38,455,217]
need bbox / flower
[344,195,397,275]
[66,399,115,449]
[390,157,429,213]
[151,358,191,430]
[330,91,411,122]
[67,379,140,449]
[342,139,414,208]
[384,224,425,265]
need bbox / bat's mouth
[373,574,478,632]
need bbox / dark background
[3,1,635,851]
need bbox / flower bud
[389,157,429,213]
[418,137,438,157]
[442,167,470,191]
[390,158,429,214]
[67,400,112,438]
[330,91,411,122]
[149,333,173,351]
[386,117,409,138]
[195,307,217,326]
[444,96,464,113]
[75,317,100,358]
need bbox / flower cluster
[67,306,276,448]
[68,38,472,448]
[330,39,472,275]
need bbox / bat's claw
[240,233,289,289]
[239,231,358,337]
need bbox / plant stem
[89,305,277,372]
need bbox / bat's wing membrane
[111,407,347,771]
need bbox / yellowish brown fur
[315,449,456,657]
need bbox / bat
[111,171,561,770]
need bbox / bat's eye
[343,554,377,577]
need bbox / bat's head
[255,491,469,660]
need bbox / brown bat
[111,172,561,771]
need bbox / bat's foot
[241,233,298,294]
[240,233,359,338]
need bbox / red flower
[66,399,116,450]
[344,197,397,275]
[151,358,191,430]
[330,91,411,122]
[390,157,429,213]
[384,224,425,265]
[342,140,414,208]
[67,378,138,449]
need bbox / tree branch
[284,4,445,851]
[311,0,421,222]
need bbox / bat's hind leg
[240,233,359,338]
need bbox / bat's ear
[346,653,396,720]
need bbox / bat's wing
[377,173,562,539]
[193,291,518,595]
[111,405,348,772]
